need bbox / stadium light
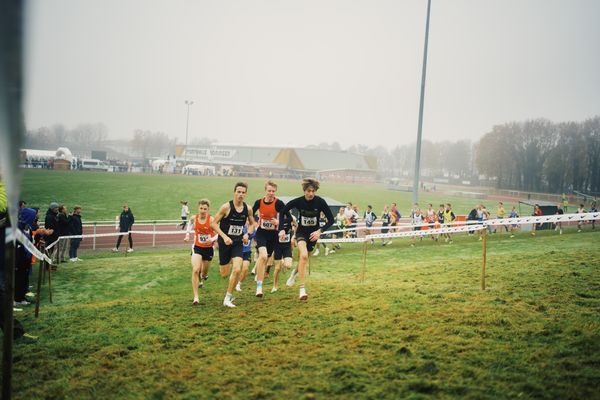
[184,100,194,166]
[412,0,432,205]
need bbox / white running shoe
[299,288,308,301]
[313,248,319,256]
[223,299,236,308]
[286,273,296,287]
[256,287,263,298]
[235,282,242,292]
[127,248,134,253]
[325,247,330,256]
[111,248,118,252]
[76,257,83,261]
[329,249,335,254]
[271,287,278,293]
[70,258,77,262]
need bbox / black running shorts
[295,228,317,253]
[193,245,214,261]
[274,244,292,260]
[218,238,243,265]
[255,229,278,256]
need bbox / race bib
[301,216,317,226]
[279,233,291,243]
[197,234,210,243]
[260,219,276,230]
[228,225,243,236]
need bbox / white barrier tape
[42,212,600,249]
[483,212,599,226]
[318,237,369,244]
[318,225,486,244]
[4,228,54,264]
[367,224,486,240]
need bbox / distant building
[177,144,377,182]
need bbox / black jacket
[119,210,135,232]
[44,208,59,244]
[57,212,71,237]
[70,213,83,236]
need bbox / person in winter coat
[57,204,71,262]
[112,204,135,252]
[69,205,83,262]
[15,208,37,305]
[44,202,60,262]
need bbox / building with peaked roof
[178,144,377,182]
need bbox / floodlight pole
[184,100,194,166]
[412,0,432,205]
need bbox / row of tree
[25,116,600,194]
[475,116,600,193]
[25,123,108,151]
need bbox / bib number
[301,216,317,226]
[260,219,276,230]
[279,233,291,243]
[228,225,243,236]
[197,234,210,243]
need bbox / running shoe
[235,282,242,292]
[299,288,308,301]
[256,288,263,298]
[127,248,134,253]
[271,287,278,293]
[286,273,296,287]
[192,299,199,305]
[223,299,236,308]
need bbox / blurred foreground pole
[0,0,25,399]
[412,0,432,205]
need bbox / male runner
[184,199,217,305]
[271,215,295,293]
[252,180,289,297]
[279,178,334,300]
[235,224,256,292]
[211,182,257,308]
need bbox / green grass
[5,228,600,399]
[20,169,515,221]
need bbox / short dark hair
[234,182,248,192]
[302,178,320,192]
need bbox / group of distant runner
[183,178,333,308]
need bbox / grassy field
[5,227,600,399]
[20,169,523,221]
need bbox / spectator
[69,205,83,262]
[112,204,135,252]
[590,201,597,230]
[44,202,60,262]
[15,207,37,305]
[179,200,189,230]
[57,204,71,262]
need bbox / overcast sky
[24,0,600,148]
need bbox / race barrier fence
[6,212,600,315]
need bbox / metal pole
[3,238,15,400]
[93,222,97,250]
[184,100,193,166]
[412,0,432,206]
[482,229,487,290]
